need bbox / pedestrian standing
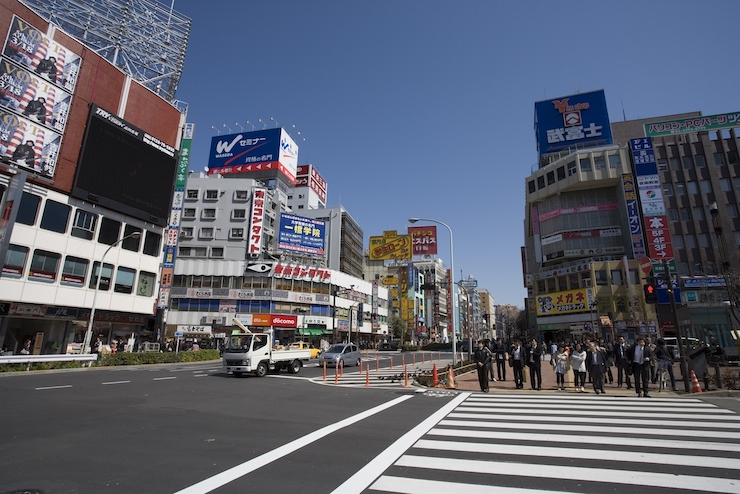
[484,339,496,383]
[587,342,607,394]
[570,343,587,392]
[510,339,524,389]
[527,338,542,390]
[600,338,614,384]
[553,345,569,390]
[473,342,491,392]
[493,337,507,381]
[614,335,632,389]
[627,337,653,397]
[654,337,677,391]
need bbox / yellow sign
[382,277,398,286]
[535,288,591,316]
[369,232,412,261]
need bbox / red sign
[408,226,438,255]
[643,215,674,260]
[270,314,297,327]
[640,257,652,274]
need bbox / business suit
[526,341,542,390]
[510,343,524,389]
[586,345,607,394]
[614,340,632,388]
[493,340,507,381]
[626,341,653,397]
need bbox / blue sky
[171,0,740,306]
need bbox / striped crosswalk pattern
[368,393,740,494]
[310,359,453,389]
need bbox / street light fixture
[82,231,142,354]
[408,217,457,365]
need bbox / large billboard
[534,89,613,157]
[535,288,593,316]
[644,111,740,137]
[277,212,326,255]
[408,225,437,256]
[71,105,178,227]
[295,164,327,203]
[207,128,298,184]
[369,230,412,261]
[248,187,267,255]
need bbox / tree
[721,268,740,329]
[389,316,406,341]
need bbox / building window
[695,154,706,167]
[547,171,555,185]
[675,183,686,196]
[17,192,41,226]
[234,190,249,201]
[202,208,217,219]
[90,261,114,290]
[205,189,219,200]
[200,227,214,239]
[230,228,244,239]
[178,247,191,257]
[663,184,673,196]
[211,247,224,258]
[720,178,731,192]
[61,256,88,287]
[567,160,577,175]
[183,208,196,219]
[578,158,591,172]
[608,154,621,168]
[193,247,208,257]
[114,267,136,294]
[673,235,684,249]
[40,200,71,234]
[714,153,725,166]
[734,231,740,247]
[687,181,698,195]
[71,209,98,240]
[700,180,712,194]
[668,209,678,222]
[709,131,719,141]
[98,218,121,245]
[680,208,691,221]
[143,231,162,257]
[122,226,142,252]
[594,156,605,169]
[3,244,29,278]
[682,156,693,169]
[657,159,668,171]
[728,151,738,164]
[628,269,639,285]
[29,249,60,282]
[557,166,565,181]
[727,204,738,219]
[670,158,680,170]
[734,177,740,191]
[528,180,536,193]
[232,209,246,219]
[678,262,689,276]
[595,270,608,286]
[685,234,696,248]
[692,207,704,221]
[610,270,623,285]
[186,189,199,200]
[137,271,156,297]
[698,233,709,248]
[537,176,545,189]
[180,227,193,239]
[298,205,304,209]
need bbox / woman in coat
[570,343,587,393]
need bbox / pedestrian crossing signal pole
[663,259,691,393]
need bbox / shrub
[401,344,420,352]
[422,343,452,351]
[95,350,220,367]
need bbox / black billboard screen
[72,105,177,227]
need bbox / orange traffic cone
[690,370,702,393]
[431,364,439,387]
[445,367,456,389]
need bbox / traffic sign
[640,257,652,273]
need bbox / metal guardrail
[0,354,99,368]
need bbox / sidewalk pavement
[455,361,683,396]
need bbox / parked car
[288,341,321,358]
[378,341,399,351]
[319,343,361,367]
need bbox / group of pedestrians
[472,335,678,396]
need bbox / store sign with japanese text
[535,288,593,316]
[248,187,266,254]
[644,111,740,137]
[369,230,412,261]
[408,225,437,255]
[277,212,326,255]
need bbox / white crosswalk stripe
[309,359,453,389]
[367,393,740,494]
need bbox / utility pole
[663,259,691,393]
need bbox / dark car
[378,342,398,351]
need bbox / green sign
[175,123,194,189]
[651,259,676,275]
[644,112,740,137]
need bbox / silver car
[319,343,361,367]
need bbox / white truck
[222,319,310,377]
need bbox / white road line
[101,381,131,385]
[439,419,740,440]
[448,412,740,429]
[34,385,72,390]
[153,377,177,381]
[193,374,208,377]
[464,400,726,412]
[267,375,312,380]
[330,392,471,494]
[173,394,415,494]
[413,438,740,470]
[469,393,704,402]
[370,476,585,494]
[395,455,740,493]
[454,406,740,421]
[466,396,716,407]
[428,427,740,453]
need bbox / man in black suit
[493,337,507,381]
[526,338,542,390]
[587,342,607,394]
[613,335,631,389]
[626,336,653,397]
[509,338,524,389]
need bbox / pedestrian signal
[644,283,658,304]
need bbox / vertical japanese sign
[621,173,646,259]
[248,187,267,255]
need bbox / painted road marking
[35,385,72,390]
[102,381,131,385]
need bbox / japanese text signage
[369,230,412,261]
[644,111,740,137]
[248,187,267,254]
[408,225,438,255]
[535,288,592,316]
[534,89,613,157]
[277,212,326,256]
[622,174,646,259]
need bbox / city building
[299,206,364,278]
[477,289,495,338]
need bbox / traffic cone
[690,370,702,393]
[445,366,456,389]
[431,363,439,387]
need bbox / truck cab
[222,332,309,377]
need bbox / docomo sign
[234,314,298,327]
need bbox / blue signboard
[207,128,280,170]
[534,89,613,157]
[629,137,658,176]
[277,213,326,255]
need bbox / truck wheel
[255,362,268,377]
[287,359,302,374]
[233,372,243,377]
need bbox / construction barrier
[445,366,456,389]
[690,370,702,393]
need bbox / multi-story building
[0,0,187,353]
[477,289,495,338]
[300,206,364,278]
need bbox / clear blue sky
[171,0,740,307]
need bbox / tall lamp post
[82,231,141,354]
[409,217,456,365]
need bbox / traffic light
[644,282,658,304]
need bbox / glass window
[675,183,686,196]
[29,249,61,282]
[670,158,680,170]
[628,269,639,285]
[537,176,545,189]
[728,204,738,219]
[680,208,691,221]
[682,156,693,169]
[528,180,535,193]
[720,178,731,192]
[734,231,740,247]
[734,177,740,191]
[98,217,121,245]
[673,235,684,249]
[595,270,608,286]
[657,159,668,171]
[71,210,98,240]
[557,166,565,181]
[16,192,40,225]
[114,267,136,294]
[192,247,207,257]
[122,225,142,252]
[610,270,623,285]
[668,209,678,222]
[202,208,216,219]
[211,247,224,258]
[232,209,246,219]
[663,184,673,196]
[205,190,219,200]
[608,154,621,168]
[698,233,709,248]
[709,131,718,141]
[61,256,88,287]
[594,156,605,169]
[685,234,696,248]
[234,190,249,201]
[3,244,28,278]
[89,261,114,290]
[547,171,555,185]
[183,208,196,218]
[728,151,738,164]
[180,227,193,238]
[695,154,706,167]
[687,181,698,194]
[700,180,712,193]
[186,189,199,199]
[714,153,725,166]
[692,206,704,221]
[200,227,214,239]
[678,262,689,276]
[579,157,591,172]
[39,200,70,234]
[230,228,244,239]
[137,271,156,297]
[143,231,162,257]
[568,161,577,175]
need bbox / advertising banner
[408,225,437,255]
[248,187,267,255]
[369,230,412,261]
[0,106,61,176]
[269,262,331,283]
[277,212,326,255]
[207,128,298,184]
[2,15,81,94]
[538,203,617,221]
[535,287,592,316]
[534,89,613,157]
[296,164,327,203]
[644,111,740,137]
[622,174,647,259]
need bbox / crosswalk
[310,358,453,389]
[367,393,740,494]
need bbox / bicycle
[656,360,669,392]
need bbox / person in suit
[526,338,542,390]
[614,335,632,389]
[600,338,614,384]
[473,341,492,392]
[493,337,507,381]
[587,342,608,394]
[483,339,496,383]
[626,336,653,397]
[509,338,524,389]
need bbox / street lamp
[82,231,142,354]
[409,217,456,365]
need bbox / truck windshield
[225,335,252,351]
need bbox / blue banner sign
[277,213,326,255]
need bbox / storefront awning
[297,328,329,336]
